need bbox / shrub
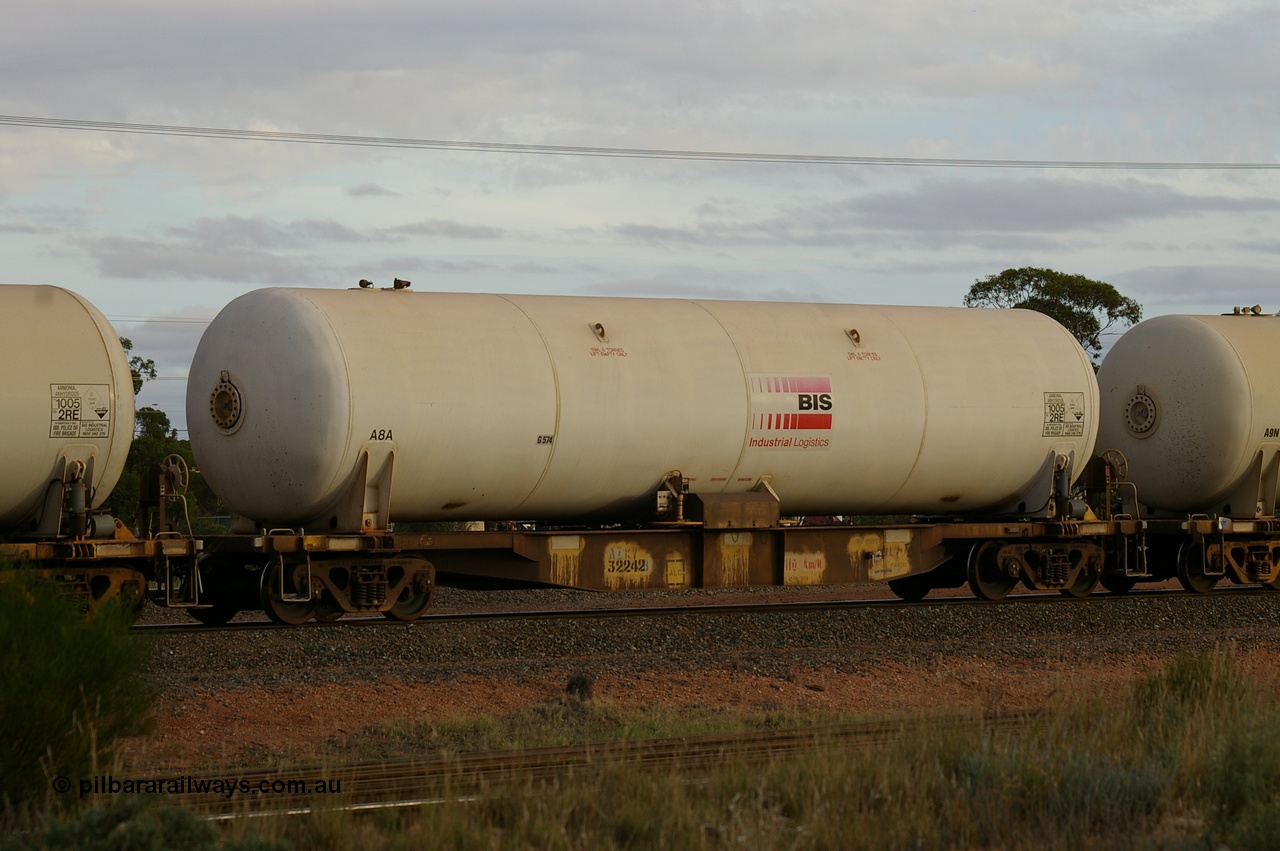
[1204,715,1280,850]
[0,572,155,807]
[0,795,290,851]
[1128,649,1246,730]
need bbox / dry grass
[14,646,1280,850]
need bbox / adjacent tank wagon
[1097,312,1280,518]
[1096,310,1280,593]
[0,284,195,612]
[0,285,134,535]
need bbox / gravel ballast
[145,588,1280,693]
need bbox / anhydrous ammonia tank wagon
[187,286,1099,533]
[0,285,135,535]
[1097,311,1280,518]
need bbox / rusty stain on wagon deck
[719,532,753,586]
[846,532,883,581]
[549,535,584,587]
[851,529,913,580]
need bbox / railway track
[119,709,1041,819]
[134,583,1280,792]
[130,585,1259,634]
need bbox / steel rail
[129,585,1260,634]
[117,709,1041,819]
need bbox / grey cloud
[837,179,1280,233]
[510,262,560,274]
[581,278,758,300]
[614,178,1280,250]
[3,0,1274,176]
[82,236,327,283]
[581,278,835,304]
[614,223,714,245]
[347,183,399,198]
[384,220,507,240]
[113,315,209,374]
[1118,265,1280,310]
[430,259,495,273]
[78,212,510,283]
[1236,238,1280,255]
[578,263,833,303]
[0,221,41,234]
[1,2,723,81]
[1133,6,1280,96]
[167,216,365,250]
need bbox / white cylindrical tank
[0,285,135,531]
[1097,313,1280,517]
[187,287,1099,530]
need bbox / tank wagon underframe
[381,522,1112,601]
[7,466,1280,625]
[0,535,197,615]
[171,512,1280,624]
[10,511,1279,622]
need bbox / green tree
[108,407,181,531]
[107,340,224,534]
[963,267,1142,364]
[109,407,223,535]
[118,337,156,395]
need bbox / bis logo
[797,393,833,411]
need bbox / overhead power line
[110,316,212,324]
[1,114,1275,170]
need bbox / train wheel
[1060,564,1100,598]
[888,573,932,602]
[259,559,317,625]
[1176,541,1219,594]
[383,569,435,621]
[188,602,239,626]
[314,598,344,623]
[968,541,1017,601]
[1100,573,1137,595]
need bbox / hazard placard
[1043,391,1086,438]
[49,384,112,439]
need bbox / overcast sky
[3,0,1277,434]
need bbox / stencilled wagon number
[607,557,649,574]
[536,434,555,445]
[605,544,652,576]
[56,397,81,421]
